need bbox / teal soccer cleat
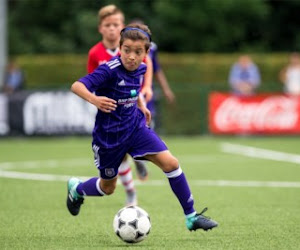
[186,207,218,231]
[66,177,84,216]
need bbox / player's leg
[67,176,118,216]
[133,160,148,181]
[118,154,138,206]
[145,151,218,231]
[66,144,125,216]
[129,127,218,231]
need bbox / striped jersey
[79,56,147,148]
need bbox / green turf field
[0,136,299,250]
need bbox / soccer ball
[113,206,151,243]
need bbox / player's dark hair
[120,23,152,51]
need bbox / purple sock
[76,177,105,196]
[165,167,195,215]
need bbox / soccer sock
[119,159,135,193]
[76,177,106,196]
[165,166,195,216]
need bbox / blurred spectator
[279,52,300,96]
[2,60,25,94]
[228,55,261,96]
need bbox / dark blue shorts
[92,126,168,179]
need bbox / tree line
[8,0,300,54]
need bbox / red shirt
[87,42,119,73]
[87,41,148,74]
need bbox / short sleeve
[78,65,111,93]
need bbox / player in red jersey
[87,6,153,102]
[88,42,119,73]
[86,5,152,206]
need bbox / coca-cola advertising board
[209,92,300,134]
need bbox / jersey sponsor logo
[118,79,126,86]
[106,59,121,69]
[118,96,138,108]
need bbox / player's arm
[155,69,175,104]
[71,81,117,113]
[140,55,153,102]
[137,93,151,125]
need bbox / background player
[128,18,176,172]
[130,18,175,129]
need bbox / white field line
[0,170,300,188]
[0,156,209,170]
[0,158,300,188]
[220,142,300,165]
[0,158,91,170]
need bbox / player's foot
[66,177,84,216]
[186,208,218,231]
[126,190,137,207]
[135,161,148,181]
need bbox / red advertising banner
[209,92,300,134]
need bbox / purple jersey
[147,42,161,115]
[149,42,160,74]
[78,56,147,148]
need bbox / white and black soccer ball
[113,206,151,243]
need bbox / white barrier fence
[1,91,97,136]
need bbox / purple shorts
[92,126,168,179]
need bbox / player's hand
[141,86,153,103]
[140,106,151,126]
[164,89,176,104]
[92,96,117,113]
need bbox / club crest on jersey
[105,168,115,177]
[130,89,137,97]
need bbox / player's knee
[163,156,179,172]
[170,157,179,169]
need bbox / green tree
[152,0,269,52]
[7,0,300,54]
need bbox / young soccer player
[67,23,218,232]
[87,5,150,206]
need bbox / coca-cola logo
[214,96,300,131]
